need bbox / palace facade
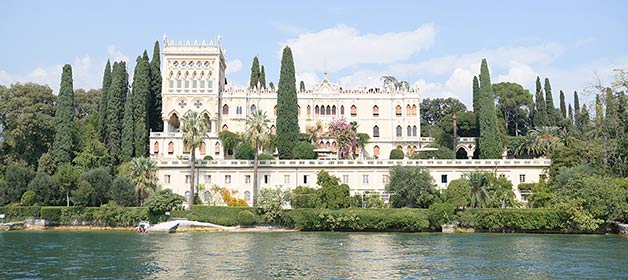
[149,37,550,205]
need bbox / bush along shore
[1,205,626,234]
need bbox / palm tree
[181,111,208,209]
[130,157,158,206]
[381,76,410,91]
[245,110,270,206]
[465,171,489,208]
[356,133,370,159]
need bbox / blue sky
[1,0,627,107]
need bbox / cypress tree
[533,77,548,127]
[477,59,502,159]
[568,104,574,126]
[574,91,581,128]
[249,56,260,89]
[299,81,305,92]
[259,65,266,89]
[98,60,112,142]
[581,104,591,129]
[472,76,480,113]
[276,47,299,159]
[559,90,567,118]
[106,61,128,163]
[149,41,163,132]
[52,64,75,166]
[133,53,151,156]
[121,89,135,163]
[269,82,275,90]
[544,78,556,126]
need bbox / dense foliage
[386,166,437,208]
[276,47,299,159]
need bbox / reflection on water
[0,231,627,279]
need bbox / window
[340,105,345,115]
[185,191,191,201]
[236,106,242,115]
[441,175,448,184]
[215,142,221,155]
[185,80,190,88]
[315,105,320,115]
[342,175,349,184]
[362,175,369,184]
[412,126,417,136]
[205,175,211,184]
[373,126,380,138]
[411,104,417,116]
[193,80,197,88]
[250,104,256,113]
[284,175,290,184]
[331,105,336,115]
[244,191,251,203]
[222,124,229,131]
[326,106,331,115]
[164,175,170,184]
[245,175,251,184]
[270,125,276,135]
[154,142,159,154]
[406,104,411,115]
[519,174,526,183]
[200,142,206,155]
[222,104,229,115]
[307,105,311,116]
[200,80,205,88]
[382,175,389,184]
[395,105,402,116]
[169,80,174,88]
[303,175,308,184]
[396,126,402,137]
[168,142,174,154]
[264,175,270,184]
[372,105,379,116]
[185,175,191,184]
[225,175,232,184]
[298,105,301,116]
[177,79,182,88]
[373,146,380,156]
[350,105,357,117]
[208,80,213,89]
[204,191,211,202]
[407,126,412,137]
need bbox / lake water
[0,231,626,279]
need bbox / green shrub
[292,142,317,159]
[428,203,455,229]
[389,149,404,159]
[145,189,185,215]
[40,207,63,222]
[237,210,256,226]
[0,206,41,221]
[286,208,430,231]
[459,208,564,232]
[235,142,255,160]
[203,155,213,160]
[258,154,275,160]
[20,191,36,206]
[171,206,260,226]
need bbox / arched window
[412,104,417,116]
[326,105,331,115]
[373,145,380,156]
[204,191,211,202]
[373,126,380,138]
[215,142,221,155]
[395,105,402,116]
[250,104,257,113]
[319,141,324,148]
[203,113,211,132]
[168,113,180,132]
[222,104,229,115]
[183,143,190,154]
[307,105,311,116]
[200,142,206,155]
[332,105,336,115]
[274,105,277,116]
[185,191,191,201]
[396,125,402,137]
[407,126,412,136]
[406,104,411,115]
[270,125,276,135]
[222,124,229,131]
[315,105,320,115]
[413,125,417,136]
[373,105,379,116]
[154,142,159,154]
[340,105,345,115]
[350,105,357,117]
[332,142,337,152]
[298,105,301,117]
[406,146,413,155]
[325,141,331,150]
[168,142,174,154]
[244,191,251,203]
[320,104,325,115]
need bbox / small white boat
[135,221,150,233]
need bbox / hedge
[0,206,42,221]
[0,206,151,227]
[285,208,430,231]
[458,208,564,232]
[171,206,261,226]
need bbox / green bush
[40,207,63,222]
[235,142,255,160]
[428,203,455,229]
[203,155,213,160]
[20,191,36,206]
[459,208,564,232]
[171,206,260,226]
[292,142,317,159]
[237,210,256,226]
[258,154,275,160]
[0,206,41,221]
[285,208,430,231]
[144,189,185,215]
[389,149,404,159]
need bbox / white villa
[149,36,550,205]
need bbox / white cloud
[295,72,320,88]
[107,45,129,63]
[282,24,436,73]
[226,59,242,75]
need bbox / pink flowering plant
[327,118,357,159]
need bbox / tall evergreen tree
[581,104,591,129]
[121,89,135,163]
[559,90,567,118]
[472,76,480,113]
[276,47,299,159]
[98,60,112,142]
[133,52,151,156]
[299,81,305,92]
[249,56,260,89]
[574,91,581,128]
[533,77,548,127]
[106,61,128,163]
[568,104,574,126]
[51,64,75,166]
[259,65,266,89]
[477,59,502,159]
[149,41,163,132]
[269,82,275,90]
[544,78,556,126]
